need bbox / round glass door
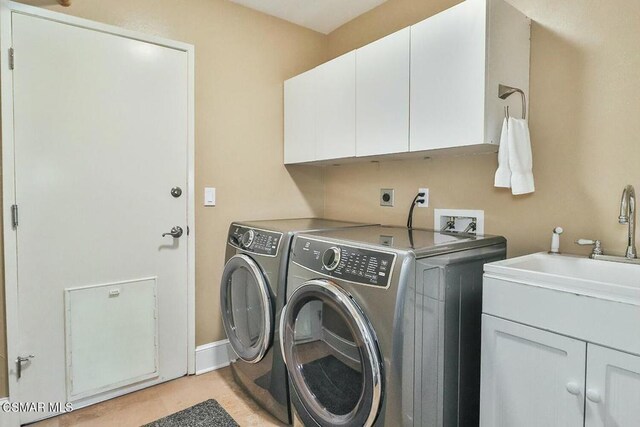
[220,254,273,363]
[280,280,383,427]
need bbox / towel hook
[498,84,526,120]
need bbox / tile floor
[31,367,284,427]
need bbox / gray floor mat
[142,399,239,427]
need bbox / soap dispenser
[549,226,563,254]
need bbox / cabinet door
[585,344,640,427]
[316,51,356,161]
[480,315,586,427]
[284,68,317,164]
[356,27,410,157]
[410,0,486,151]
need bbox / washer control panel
[229,225,282,257]
[294,237,396,288]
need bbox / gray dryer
[280,226,506,426]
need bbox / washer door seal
[280,279,383,427]
[220,254,273,363]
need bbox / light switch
[204,187,216,206]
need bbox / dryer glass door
[280,279,383,427]
[220,254,273,363]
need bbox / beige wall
[2,0,639,400]
[323,0,640,258]
[15,0,328,348]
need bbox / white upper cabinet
[283,0,530,165]
[316,51,356,161]
[411,0,530,152]
[356,27,410,157]
[284,51,356,164]
[410,0,485,151]
[284,68,317,164]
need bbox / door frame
[0,0,196,411]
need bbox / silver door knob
[170,187,182,198]
[162,226,183,238]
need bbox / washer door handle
[279,303,288,366]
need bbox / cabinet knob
[566,382,582,396]
[586,389,602,403]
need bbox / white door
[356,27,410,157]
[316,51,356,161]
[10,12,189,423]
[585,344,640,427]
[284,67,317,164]
[480,315,586,427]
[410,0,486,151]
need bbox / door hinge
[8,48,14,70]
[11,204,18,228]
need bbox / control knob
[241,230,255,248]
[322,247,341,271]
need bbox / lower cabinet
[585,344,640,427]
[481,315,640,427]
[480,315,586,427]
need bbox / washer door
[280,279,383,427]
[220,254,273,363]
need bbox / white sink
[483,252,640,357]
[484,252,640,306]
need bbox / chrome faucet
[575,184,640,265]
[619,184,636,259]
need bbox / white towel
[494,118,511,188]
[507,117,535,195]
[494,117,535,195]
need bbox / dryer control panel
[293,237,396,288]
[229,225,282,257]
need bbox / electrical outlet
[417,188,429,207]
[379,235,394,246]
[380,189,394,207]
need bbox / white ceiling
[229,0,388,34]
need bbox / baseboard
[195,340,231,375]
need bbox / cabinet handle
[566,382,582,396]
[586,389,602,403]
